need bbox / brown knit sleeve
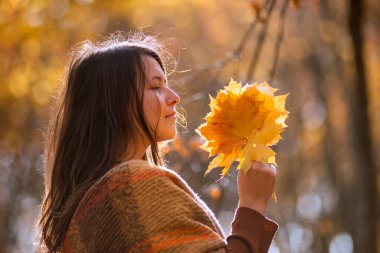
[226,207,278,253]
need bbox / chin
[158,130,177,142]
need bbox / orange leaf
[196,79,289,177]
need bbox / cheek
[144,92,162,126]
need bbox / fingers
[251,161,277,176]
[237,160,278,215]
[238,161,277,183]
[269,163,277,176]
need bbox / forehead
[144,56,165,79]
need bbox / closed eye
[150,80,163,90]
[149,76,167,89]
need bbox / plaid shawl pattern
[61,160,227,253]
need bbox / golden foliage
[172,134,191,158]
[291,0,301,9]
[249,1,263,17]
[196,79,289,177]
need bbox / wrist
[238,200,267,215]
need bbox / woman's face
[143,56,180,142]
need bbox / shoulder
[63,160,227,252]
[103,159,194,193]
[64,160,188,252]
[101,159,186,191]
[74,160,187,218]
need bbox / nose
[166,87,180,106]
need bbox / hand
[237,161,277,215]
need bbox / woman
[38,33,278,253]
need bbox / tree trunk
[348,0,378,252]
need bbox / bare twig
[177,18,260,90]
[269,0,289,82]
[181,0,275,106]
[233,18,260,59]
[245,0,277,83]
[181,0,277,107]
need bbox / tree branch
[245,0,277,83]
[269,0,289,82]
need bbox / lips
[165,112,176,118]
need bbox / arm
[226,207,278,253]
[226,161,279,253]
[63,162,277,253]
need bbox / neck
[119,139,149,162]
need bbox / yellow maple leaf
[196,79,289,177]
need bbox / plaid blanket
[61,160,226,253]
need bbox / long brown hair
[39,33,177,252]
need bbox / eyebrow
[149,76,167,83]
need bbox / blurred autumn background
[1,0,379,252]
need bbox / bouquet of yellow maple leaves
[196,79,289,177]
